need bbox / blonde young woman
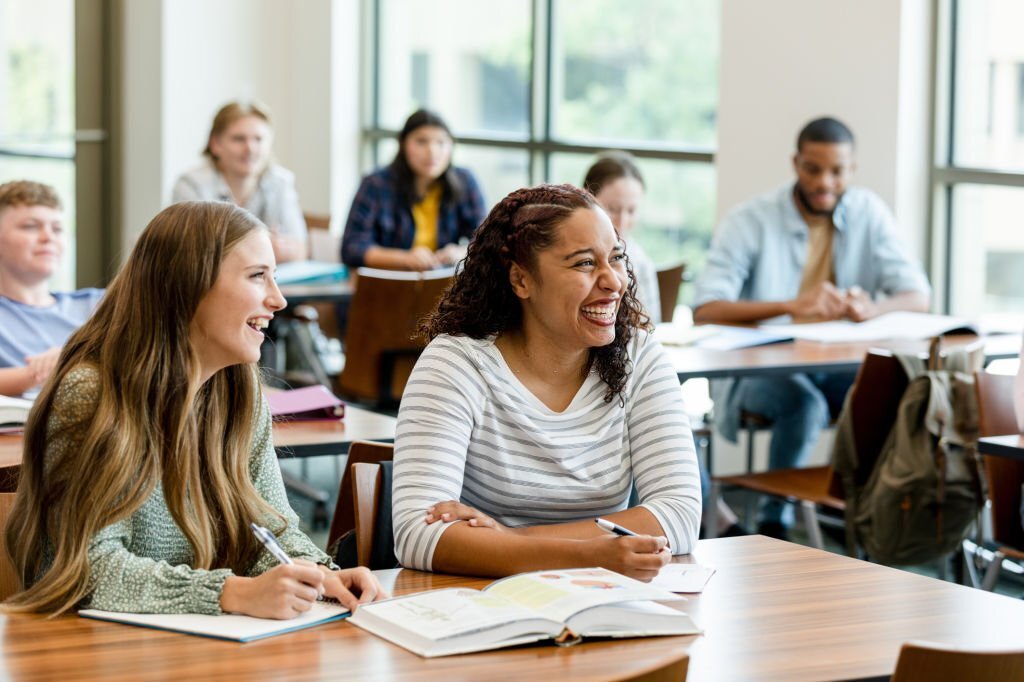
[172,101,307,263]
[4,202,384,617]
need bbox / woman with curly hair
[392,184,701,580]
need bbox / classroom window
[368,0,720,287]
[935,0,1024,315]
[0,0,76,289]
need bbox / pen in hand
[595,518,670,552]
[250,522,294,565]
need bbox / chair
[891,641,1024,682]
[337,267,453,405]
[655,262,686,323]
[715,349,910,549]
[327,441,395,551]
[970,370,1024,590]
[351,461,397,569]
[0,492,20,600]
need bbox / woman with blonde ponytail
[3,201,384,617]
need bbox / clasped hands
[789,282,875,322]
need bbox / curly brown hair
[421,183,650,403]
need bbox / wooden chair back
[303,212,331,232]
[891,641,1024,682]
[827,350,910,499]
[328,441,395,550]
[352,462,383,568]
[0,492,20,601]
[337,267,453,403]
[655,262,686,323]
[975,370,1024,551]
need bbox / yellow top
[411,184,443,251]
[795,214,835,321]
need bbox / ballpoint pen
[250,522,293,565]
[594,518,639,537]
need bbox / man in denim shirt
[692,117,930,539]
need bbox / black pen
[595,517,639,537]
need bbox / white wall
[717,0,932,262]
[119,0,361,251]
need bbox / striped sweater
[393,331,701,570]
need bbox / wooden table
[279,280,355,305]
[978,434,1024,462]
[273,406,396,459]
[667,333,1021,381]
[3,536,1023,681]
[0,405,396,487]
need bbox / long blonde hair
[4,201,283,614]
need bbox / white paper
[79,601,349,642]
[765,312,974,344]
[651,564,716,593]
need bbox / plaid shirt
[340,166,486,267]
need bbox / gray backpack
[832,341,987,565]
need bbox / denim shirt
[693,182,930,320]
[693,182,930,441]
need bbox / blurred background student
[583,151,660,323]
[0,180,103,398]
[340,109,486,271]
[172,101,308,263]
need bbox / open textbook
[348,567,701,658]
[0,395,34,433]
[78,601,349,642]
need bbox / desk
[978,434,1024,462]
[0,405,397,483]
[667,333,1022,381]
[279,280,354,305]
[273,406,397,459]
[2,537,1023,681]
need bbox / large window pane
[549,153,715,300]
[0,0,76,289]
[948,184,1024,315]
[551,0,718,147]
[377,0,531,136]
[952,0,1024,171]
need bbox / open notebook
[348,567,701,658]
[79,601,349,642]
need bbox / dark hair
[582,151,645,197]
[390,108,465,206]
[422,183,649,403]
[797,117,855,151]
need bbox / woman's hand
[319,566,389,610]
[582,534,671,582]
[425,501,504,530]
[220,560,325,619]
[406,246,440,271]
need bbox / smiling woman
[3,201,386,617]
[392,184,702,581]
[171,102,308,263]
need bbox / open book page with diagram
[347,567,701,657]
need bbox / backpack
[832,340,987,565]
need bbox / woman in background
[4,202,384,617]
[0,180,103,397]
[583,152,661,322]
[340,109,486,271]
[173,101,307,263]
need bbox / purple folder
[265,385,345,421]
